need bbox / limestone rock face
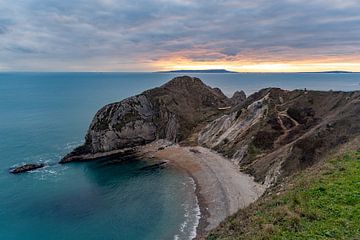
[86,94,157,153]
[199,88,360,186]
[61,76,230,162]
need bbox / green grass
[248,144,262,159]
[207,150,360,240]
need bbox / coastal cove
[1,72,359,240]
[138,141,265,236]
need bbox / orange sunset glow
[153,58,360,73]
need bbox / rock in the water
[10,163,45,174]
[139,161,167,170]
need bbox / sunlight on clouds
[1,0,360,71]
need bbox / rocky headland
[60,76,230,163]
[60,76,360,237]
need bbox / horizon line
[1,70,359,74]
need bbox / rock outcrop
[10,163,45,174]
[60,76,230,163]
[230,90,246,105]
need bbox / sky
[1,0,360,72]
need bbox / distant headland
[156,69,238,73]
[155,69,358,74]
[304,71,355,74]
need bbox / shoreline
[169,160,211,238]
[138,141,266,238]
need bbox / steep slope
[198,88,360,186]
[207,150,360,239]
[60,76,230,163]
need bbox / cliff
[60,76,230,163]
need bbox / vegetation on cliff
[207,150,360,239]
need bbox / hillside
[207,150,360,239]
[198,87,360,186]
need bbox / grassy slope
[207,150,360,240]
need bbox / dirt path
[274,107,300,147]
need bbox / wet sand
[138,141,265,237]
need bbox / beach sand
[138,141,265,238]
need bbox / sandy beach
[138,141,265,237]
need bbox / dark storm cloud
[0,0,360,70]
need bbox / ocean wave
[31,163,69,181]
[174,177,201,240]
[10,140,81,180]
[64,140,83,150]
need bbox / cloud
[5,45,38,54]
[0,25,7,34]
[0,0,359,71]
[0,18,13,35]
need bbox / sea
[0,72,359,240]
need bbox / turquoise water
[0,72,359,240]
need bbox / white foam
[189,177,201,240]
[173,177,201,240]
[64,140,83,150]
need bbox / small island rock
[10,163,45,174]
